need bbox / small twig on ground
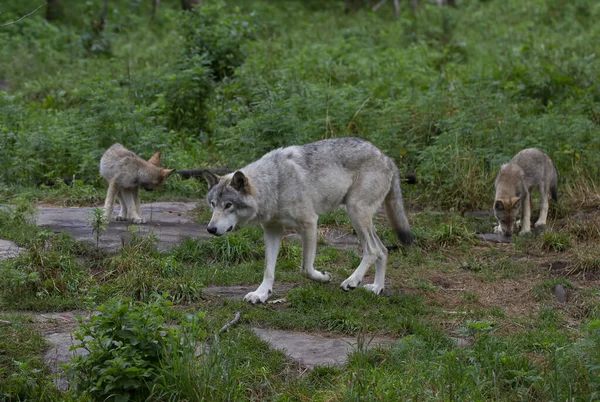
[0,2,46,28]
[0,320,13,326]
[218,311,241,335]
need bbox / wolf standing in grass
[494,148,558,236]
[203,137,414,304]
[100,143,175,224]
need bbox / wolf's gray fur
[203,137,414,304]
[494,148,558,236]
[100,143,174,224]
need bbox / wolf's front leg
[116,190,128,221]
[298,218,331,283]
[103,181,118,222]
[244,223,284,304]
[123,189,146,224]
[520,192,532,234]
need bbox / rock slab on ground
[252,327,395,368]
[0,239,25,260]
[36,202,209,252]
[38,311,98,391]
[203,283,297,301]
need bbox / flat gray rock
[36,202,210,252]
[203,283,297,300]
[252,328,395,368]
[37,311,98,391]
[0,239,25,260]
[476,233,512,243]
[44,332,89,391]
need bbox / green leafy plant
[67,297,206,402]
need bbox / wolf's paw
[493,225,503,235]
[131,217,147,224]
[116,215,128,221]
[243,289,271,304]
[363,283,384,295]
[340,276,361,292]
[304,269,331,283]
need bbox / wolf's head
[493,196,521,236]
[141,167,175,191]
[203,170,255,236]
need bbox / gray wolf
[202,137,414,304]
[493,148,558,236]
[100,143,175,224]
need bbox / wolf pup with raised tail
[493,148,558,236]
[203,137,414,304]
[100,143,175,224]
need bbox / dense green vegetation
[1,0,599,208]
[1,0,600,400]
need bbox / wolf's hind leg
[116,189,128,221]
[535,184,550,227]
[103,181,118,222]
[363,227,388,295]
[244,223,284,304]
[520,191,532,234]
[298,216,331,283]
[340,204,383,293]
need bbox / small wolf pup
[494,148,558,236]
[203,137,414,304]
[100,143,175,224]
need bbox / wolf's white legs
[104,181,118,222]
[521,191,532,234]
[244,223,284,304]
[535,184,549,227]
[299,217,331,283]
[122,189,145,224]
[134,187,142,219]
[116,190,128,221]
[367,227,388,294]
[341,205,386,294]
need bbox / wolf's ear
[202,170,220,189]
[494,200,504,211]
[231,171,249,193]
[161,168,175,178]
[148,151,161,167]
[510,196,521,207]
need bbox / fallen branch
[0,2,46,28]
[218,311,241,335]
[176,168,232,180]
[0,320,12,326]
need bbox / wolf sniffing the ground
[100,143,175,224]
[202,137,414,304]
[494,148,558,236]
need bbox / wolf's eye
[225,202,233,209]
[210,201,215,208]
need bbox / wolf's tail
[384,168,414,246]
[551,166,559,202]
